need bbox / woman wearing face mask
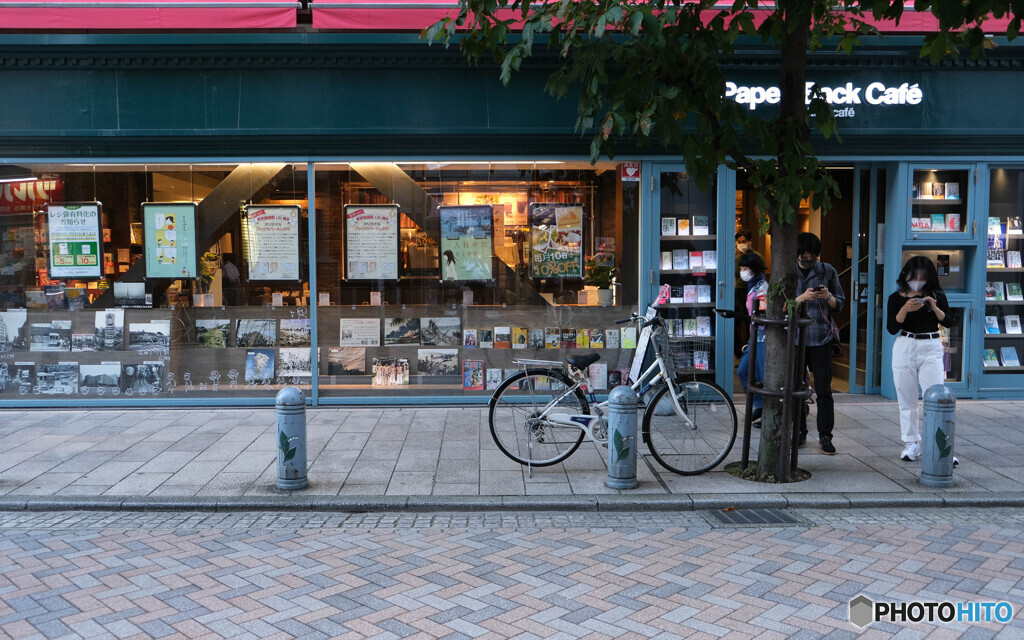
[886,256,955,461]
[736,252,768,425]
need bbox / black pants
[802,344,835,439]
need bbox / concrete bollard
[606,385,639,490]
[920,383,955,488]
[276,386,308,491]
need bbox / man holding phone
[795,232,846,455]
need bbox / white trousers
[892,335,946,443]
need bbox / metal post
[740,313,759,470]
[276,386,308,490]
[606,385,639,490]
[920,384,956,488]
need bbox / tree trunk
[756,0,810,481]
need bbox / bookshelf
[909,169,969,236]
[982,167,1024,375]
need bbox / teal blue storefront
[2,25,1024,406]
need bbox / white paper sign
[47,203,102,278]
[345,204,399,280]
[339,318,381,346]
[245,205,301,281]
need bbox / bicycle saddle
[567,353,601,370]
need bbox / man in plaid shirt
[794,232,845,455]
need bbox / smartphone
[816,285,826,291]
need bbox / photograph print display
[236,318,276,348]
[113,282,147,308]
[327,347,366,375]
[37,363,79,395]
[372,358,409,386]
[277,348,312,385]
[79,363,122,393]
[417,348,459,376]
[94,309,125,351]
[439,205,494,281]
[128,321,171,355]
[384,317,421,345]
[72,334,96,352]
[0,310,28,352]
[122,362,164,395]
[195,319,230,348]
[279,318,312,347]
[420,317,462,347]
[30,320,71,352]
[245,348,276,384]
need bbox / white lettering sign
[724,81,923,112]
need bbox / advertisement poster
[47,203,102,279]
[244,205,301,281]
[1,178,62,215]
[529,203,583,279]
[143,202,197,279]
[344,204,398,280]
[440,205,493,281]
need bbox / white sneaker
[900,442,921,461]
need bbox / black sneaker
[819,436,836,455]
[751,408,762,429]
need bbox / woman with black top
[886,256,955,461]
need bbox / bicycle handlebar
[615,316,635,325]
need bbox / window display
[983,167,1024,373]
[909,168,969,235]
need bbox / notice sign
[440,205,493,281]
[245,205,301,281]
[344,204,399,280]
[529,203,583,279]
[47,202,102,279]
[143,202,197,279]
[621,162,641,182]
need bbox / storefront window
[983,167,1024,373]
[312,162,638,399]
[909,168,970,235]
[0,163,310,400]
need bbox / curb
[1,492,1022,513]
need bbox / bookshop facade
[2,30,1024,406]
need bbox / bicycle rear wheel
[489,369,589,467]
[643,380,737,475]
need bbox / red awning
[0,0,298,29]
[309,1,1015,34]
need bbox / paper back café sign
[345,204,399,280]
[47,202,102,279]
[245,205,301,281]
[529,203,583,279]
[440,205,493,281]
[143,202,197,278]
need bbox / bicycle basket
[666,336,714,378]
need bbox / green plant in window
[585,258,614,289]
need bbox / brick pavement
[1,398,1023,503]
[0,509,1022,638]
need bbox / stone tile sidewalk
[0,397,1022,510]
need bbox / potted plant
[585,257,615,306]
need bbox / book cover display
[529,203,583,279]
[143,202,197,279]
[439,205,494,281]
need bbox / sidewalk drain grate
[710,508,801,525]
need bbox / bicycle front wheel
[489,369,589,467]
[643,380,737,475]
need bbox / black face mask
[797,259,815,272]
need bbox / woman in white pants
[886,256,955,461]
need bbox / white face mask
[736,242,751,253]
[908,280,926,292]
[739,269,753,282]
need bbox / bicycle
[488,291,738,475]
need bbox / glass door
[848,164,888,394]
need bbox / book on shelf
[660,217,676,236]
[682,285,698,303]
[697,284,712,303]
[545,327,560,349]
[930,214,946,230]
[672,249,689,270]
[606,328,620,349]
[689,251,704,273]
[1006,315,1023,334]
[1007,282,1024,301]
[621,326,637,349]
[479,329,493,349]
[1000,346,1021,367]
[512,327,528,349]
[494,327,512,349]
[694,350,710,370]
[590,329,604,349]
[575,329,590,349]
[587,363,608,391]
[1007,251,1023,269]
[912,182,920,199]
[989,216,1003,234]
[931,182,945,199]
[985,316,1001,334]
[945,182,960,199]
[1008,216,1023,235]
[703,250,718,270]
[983,348,1000,367]
[918,216,932,231]
[692,216,709,236]
[985,281,1004,301]
[660,251,672,270]
[677,217,690,236]
[561,328,576,349]
[669,286,684,304]
[696,316,711,337]
[945,213,960,232]
[683,319,697,337]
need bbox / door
[847,164,888,394]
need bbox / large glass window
[983,167,1024,374]
[0,163,310,400]
[312,162,638,399]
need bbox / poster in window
[529,203,583,279]
[142,202,197,279]
[344,204,399,280]
[439,205,493,281]
[47,202,102,279]
[244,205,301,281]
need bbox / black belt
[900,330,940,340]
